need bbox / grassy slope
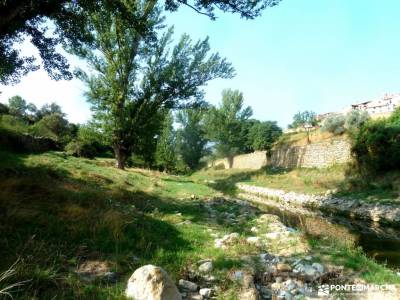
[193,164,400,204]
[0,151,398,299]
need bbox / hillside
[0,151,399,299]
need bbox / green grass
[0,151,398,299]
[308,237,400,284]
[192,164,400,204]
[0,151,261,299]
[192,165,346,195]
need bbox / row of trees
[1,89,283,172]
[1,0,283,171]
[0,96,76,145]
[152,89,282,172]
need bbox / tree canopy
[205,89,253,158]
[176,108,209,170]
[248,120,282,151]
[0,0,280,84]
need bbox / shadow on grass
[0,151,207,299]
[205,166,289,196]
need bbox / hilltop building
[317,93,400,122]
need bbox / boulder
[125,265,182,300]
[178,279,198,292]
[198,261,213,273]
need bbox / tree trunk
[114,145,127,170]
[227,155,234,169]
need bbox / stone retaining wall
[208,138,351,170]
[208,151,268,170]
[269,138,351,169]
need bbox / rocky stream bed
[121,198,399,300]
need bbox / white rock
[234,270,244,281]
[125,265,182,300]
[198,261,213,273]
[250,226,259,233]
[246,236,261,245]
[178,279,198,292]
[199,288,213,298]
[265,232,280,239]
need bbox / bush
[321,114,345,135]
[352,119,400,174]
[65,140,97,159]
[0,127,58,153]
[0,114,29,133]
[344,110,370,134]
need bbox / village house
[348,93,400,118]
[316,93,400,122]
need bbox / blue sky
[1,0,400,127]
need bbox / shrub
[352,119,400,174]
[321,114,346,135]
[345,110,370,134]
[65,140,97,159]
[0,115,29,133]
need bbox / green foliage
[322,111,370,136]
[8,95,27,117]
[0,103,9,115]
[0,114,29,133]
[176,108,209,170]
[352,112,400,174]
[156,113,178,172]
[344,110,370,134]
[35,102,64,120]
[65,124,111,158]
[0,0,279,84]
[7,95,38,122]
[65,140,97,159]
[205,89,253,158]
[321,114,346,135]
[289,110,316,129]
[74,2,234,169]
[29,113,71,144]
[248,121,282,151]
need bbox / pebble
[277,263,292,272]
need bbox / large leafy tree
[8,95,37,120]
[74,1,234,169]
[205,89,253,162]
[176,108,209,170]
[0,0,280,84]
[248,120,282,151]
